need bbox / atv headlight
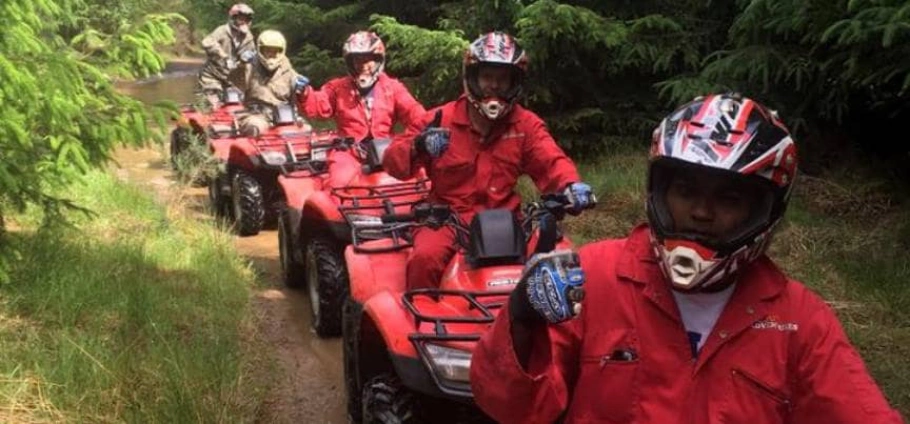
[347,213,383,228]
[424,343,472,383]
[260,150,288,166]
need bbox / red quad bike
[342,194,585,423]
[207,103,314,236]
[170,86,245,169]
[277,137,430,337]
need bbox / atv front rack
[402,289,508,342]
[403,288,510,397]
[335,179,430,252]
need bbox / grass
[1,171,266,422]
[561,145,910,417]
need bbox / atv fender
[277,175,322,239]
[359,293,463,399]
[361,291,418,358]
[299,191,349,242]
[209,138,234,162]
[226,138,258,171]
[345,244,408,304]
[301,190,344,223]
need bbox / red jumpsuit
[383,96,581,289]
[469,225,905,424]
[298,72,426,188]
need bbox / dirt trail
[113,59,348,424]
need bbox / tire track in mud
[114,63,348,423]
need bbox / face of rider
[351,54,379,76]
[476,65,513,99]
[259,46,282,59]
[664,166,767,243]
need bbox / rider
[197,3,255,109]
[469,93,904,424]
[229,29,309,136]
[382,32,594,290]
[295,31,426,187]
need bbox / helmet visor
[648,158,777,254]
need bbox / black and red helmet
[463,32,528,120]
[647,93,798,291]
[343,31,386,91]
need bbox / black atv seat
[467,209,526,268]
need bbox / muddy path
[114,58,348,424]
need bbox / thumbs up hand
[413,109,449,159]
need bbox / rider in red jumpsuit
[383,32,594,289]
[296,31,425,187]
[470,93,905,424]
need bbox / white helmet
[257,30,287,72]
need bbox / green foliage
[370,15,469,106]
[0,0,183,281]
[241,0,910,162]
[71,13,188,78]
[3,171,264,421]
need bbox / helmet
[647,93,798,292]
[463,32,528,121]
[342,31,386,91]
[228,3,254,33]
[257,30,287,72]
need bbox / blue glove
[294,75,310,93]
[564,182,595,215]
[239,50,256,63]
[510,250,586,324]
[414,110,450,159]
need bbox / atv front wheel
[169,127,192,170]
[231,170,265,236]
[305,235,348,337]
[362,373,420,424]
[279,207,306,288]
[343,298,363,423]
[208,172,230,218]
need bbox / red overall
[470,225,905,424]
[383,96,580,289]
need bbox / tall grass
[564,146,910,417]
[2,171,265,422]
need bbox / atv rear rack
[335,179,430,253]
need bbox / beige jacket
[229,56,300,113]
[197,24,255,90]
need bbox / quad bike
[342,194,590,423]
[206,103,315,236]
[170,86,245,169]
[277,137,430,337]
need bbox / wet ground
[114,58,348,423]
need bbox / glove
[564,182,594,215]
[225,58,238,70]
[413,110,450,159]
[509,250,586,324]
[294,75,310,93]
[239,50,256,63]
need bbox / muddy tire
[343,298,363,423]
[208,172,230,218]
[362,373,420,424]
[169,127,192,169]
[305,235,348,337]
[231,170,264,236]
[279,207,306,288]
